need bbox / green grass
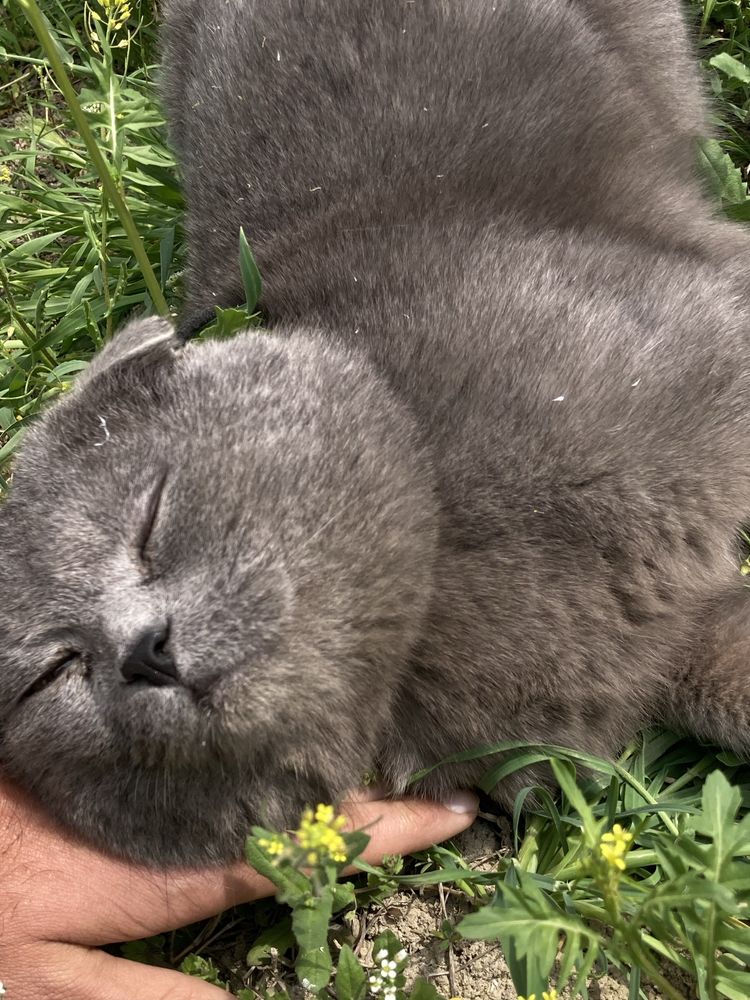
[0,0,176,488]
[2,1,750,998]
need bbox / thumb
[14,942,235,1000]
[344,792,479,863]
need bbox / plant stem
[610,763,680,837]
[664,755,714,796]
[555,848,658,883]
[623,928,686,1000]
[17,0,170,318]
[518,815,545,872]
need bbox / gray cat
[1,0,749,865]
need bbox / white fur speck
[94,416,110,447]
[631,378,641,387]
[276,50,281,61]
[553,395,565,402]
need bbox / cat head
[0,317,437,864]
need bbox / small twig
[438,882,458,999]
[353,909,369,959]
[171,913,227,965]
[0,68,33,93]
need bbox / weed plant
[1,1,750,998]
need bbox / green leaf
[688,770,750,860]
[245,832,311,903]
[239,226,262,312]
[709,52,750,83]
[408,978,446,1000]
[692,770,741,832]
[292,886,336,996]
[119,935,167,967]
[180,954,226,986]
[714,977,750,1000]
[550,757,598,843]
[371,929,403,962]
[343,830,371,866]
[459,873,595,996]
[331,880,358,912]
[697,138,747,205]
[478,750,552,792]
[627,965,641,1000]
[46,360,89,383]
[1,231,68,263]
[198,305,256,341]
[725,201,750,222]
[334,944,367,1000]
[246,916,294,966]
[0,427,25,465]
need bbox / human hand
[0,777,477,998]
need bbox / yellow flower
[517,994,536,1000]
[99,0,132,29]
[257,835,285,858]
[0,165,12,186]
[296,803,348,865]
[87,0,131,35]
[599,823,634,872]
[314,803,336,825]
[543,990,559,1000]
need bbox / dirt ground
[357,821,695,1000]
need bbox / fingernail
[442,791,479,814]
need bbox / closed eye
[18,650,83,704]
[135,468,169,579]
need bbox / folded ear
[77,315,179,387]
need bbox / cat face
[0,319,437,864]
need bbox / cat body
[1,0,750,863]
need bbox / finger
[6,942,233,1000]
[343,793,479,864]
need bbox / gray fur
[1,0,750,864]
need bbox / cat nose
[120,623,178,687]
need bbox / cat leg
[666,584,750,756]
